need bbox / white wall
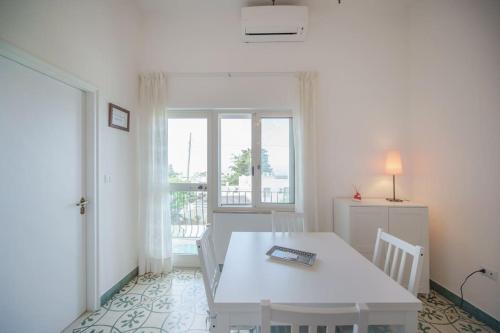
[0,0,141,296]
[166,75,297,109]
[139,0,413,232]
[409,0,500,319]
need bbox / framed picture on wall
[108,103,130,132]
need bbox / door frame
[0,40,100,310]
[167,110,213,266]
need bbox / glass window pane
[261,118,294,204]
[220,116,252,206]
[168,118,207,183]
[168,117,208,255]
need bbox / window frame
[168,108,295,214]
[216,109,295,212]
[167,110,214,225]
[217,113,254,209]
[256,113,295,211]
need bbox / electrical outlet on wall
[481,267,498,281]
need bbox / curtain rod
[165,71,298,78]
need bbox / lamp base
[386,198,403,202]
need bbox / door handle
[76,197,88,215]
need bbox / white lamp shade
[385,150,403,175]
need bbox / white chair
[372,228,424,295]
[198,226,256,333]
[271,211,305,233]
[197,226,220,331]
[260,300,369,333]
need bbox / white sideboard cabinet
[333,198,429,294]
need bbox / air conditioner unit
[241,6,308,43]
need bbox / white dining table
[213,232,421,333]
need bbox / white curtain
[138,72,172,274]
[294,72,319,231]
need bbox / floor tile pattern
[68,269,495,333]
[417,291,495,333]
[70,269,208,333]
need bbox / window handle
[251,166,254,176]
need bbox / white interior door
[0,56,86,332]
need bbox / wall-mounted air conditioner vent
[241,6,308,43]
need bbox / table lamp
[385,150,403,202]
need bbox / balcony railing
[170,188,291,239]
[220,190,251,206]
[219,189,290,206]
[170,191,207,239]
[262,189,290,204]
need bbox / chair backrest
[271,211,305,233]
[372,228,424,295]
[197,225,220,311]
[260,300,368,333]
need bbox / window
[168,118,207,184]
[219,115,252,206]
[168,115,209,254]
[167,109,294,225]
[218,112,294,209]
[260,117,294,205]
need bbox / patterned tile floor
[417,292,495,333]
[66,269,495,333]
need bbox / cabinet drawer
[350,206,388,253]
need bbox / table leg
[404,311,418,333]
[215,313,230,333]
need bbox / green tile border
[430,279,499,331]
[100,266,139,306]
